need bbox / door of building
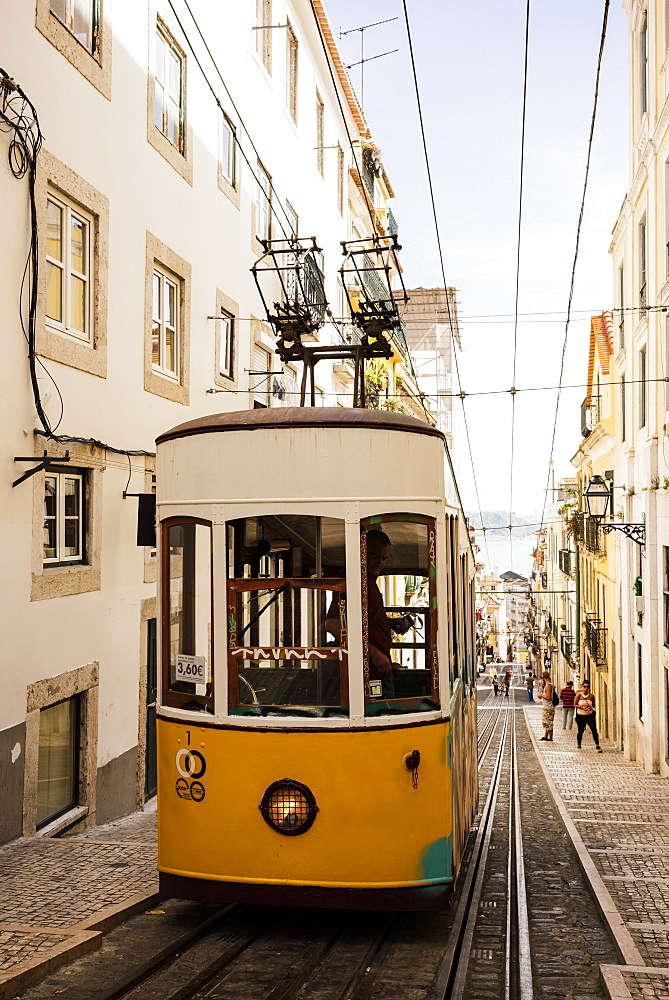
[145,618,157,800]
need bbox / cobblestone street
[0,805,158,999]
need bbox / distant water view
[477,533,536,579]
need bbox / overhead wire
[539,0,611,536]
[509,0,531,574]
[400,0,491,568]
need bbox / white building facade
[0,0,404,841]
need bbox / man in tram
[325,529,396,698]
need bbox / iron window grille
[585,616,607,664]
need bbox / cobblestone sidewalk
[0,805,159,1000]
[525,705,669,1000]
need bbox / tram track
[432,687,533,1000]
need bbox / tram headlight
[259,779,318,836]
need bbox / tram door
[145,618,157,800]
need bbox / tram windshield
[227,515,349,718]
[361,517,439,716]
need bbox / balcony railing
[558,548,573,578]
[560,634,574,663]
[540,571,548,589]
[581,395,601,437]
[585,617,607,664]
[584,516,605,556]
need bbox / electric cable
[509,0,531,574]
[400,0,490,567]
[539,0,610,537]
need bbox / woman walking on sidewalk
[574,680,602,752]
[539,670,555,741]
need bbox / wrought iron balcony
[585,617,607,664]
[581,395,601,437]
[560,634,574,663]
[584,516,605,555]
[558,548,573,578]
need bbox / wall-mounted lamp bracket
[600,523,646,546]
[13,450,70,488]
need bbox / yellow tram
[155,407,478,910]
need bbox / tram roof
[156,407,445,445]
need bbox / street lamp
[584,475,645,546]
[584,475,610,519]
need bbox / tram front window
[162,520,213,713]
[227,515,348,718]
[362,518,439,716]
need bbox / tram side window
[162,520,213,713]
[361,517,439,717]
[227,515,348,718]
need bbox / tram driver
[325,529,396,699]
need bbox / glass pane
[44,477,57,519]
[72,0,93,50]
[43,518,56,561]
[151,321,160,366]
[37,699,77,827]
[46,200,62,261]
[220,315,231,375]
[167,99,178,145]
[64,518,80,558]
[71,275,86,335]
[152,274,161,321]
[155,32,165,84]
[362,520,438,716]
[47,262,62,323]
[221,120,233,182]
[164,325,174,373]
[168,48,181,102]
[64,478,80,517]
[50,0,67,23]
[154,85,164,132]
[228,516,348,717]
[70,215,86,274]
[167,523,213,711]
[165,280,175,327]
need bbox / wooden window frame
[160,517,215,714]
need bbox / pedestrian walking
[492,673,499,696]
[539,670,555,741]
[574,680,602,752]
[526,672,535,703]
[560,680,576,729]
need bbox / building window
[337,145,345,215]
[664,547,669,647]
[155,22,184,152]
[49,0,98,53]
[43,471,84,565]
[37,696,79,828]
[253,345,272,408]
[316,91,324,175]
[639,218,647,312]
[152,266,179,379]
[621,374,626,442]
[639,346,647,428]
[618,264,625,349]
[638,642,644,720]
[286,22,298,122]
[46,192,92,344]
[640,13,648,117]
[219,308,234,380]
[255,162,271,243]
[220,112,236,187]
[255,0,272,72]
[666,320,669,411]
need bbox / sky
[326,0,629,527]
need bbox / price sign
[175,654,207,684]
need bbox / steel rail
[432,706,509,999]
